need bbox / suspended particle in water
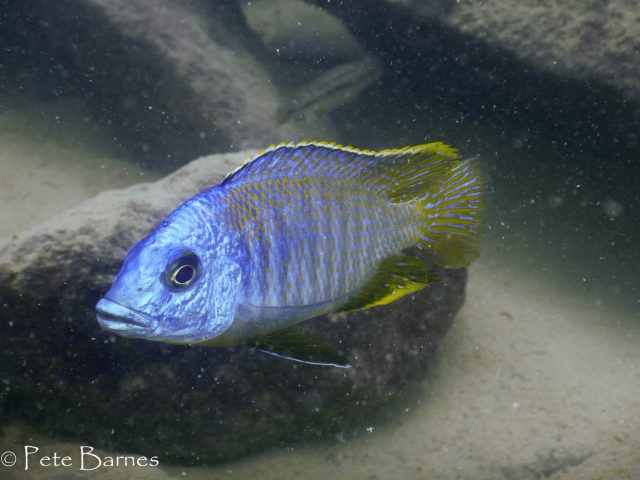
[602,198,623,219]
[512,138,524,149]
[547,195,564,208]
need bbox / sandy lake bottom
[1,99,638,480]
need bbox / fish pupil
[165,252,200,289]
[173,265,195,285]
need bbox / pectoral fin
[338,255,439,312]
[254,327,351,368]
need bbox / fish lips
[96,298,158,336]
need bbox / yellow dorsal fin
[375,142,461,203]
[221,141,461,202]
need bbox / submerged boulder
[1,0,379,169]
[307,0,639,157]
[240,0,365,65]
[312,0,640,106]
[4,0,282,166]
[0,150,466,465]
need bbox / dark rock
[3,0,282,167]
[322,0,640,105]
[444,1,640,106]
[0,150,466,465]
[307,0,639,158]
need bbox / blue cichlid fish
[96,142,484,367]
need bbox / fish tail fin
[375,142,484,267]
[413,158,485,268]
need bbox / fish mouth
[96,298,158,335]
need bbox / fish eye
[165,252,200,290]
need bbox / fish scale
[226,174,419,307]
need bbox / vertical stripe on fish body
[218,141,484,319]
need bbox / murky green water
[1,2,638,479]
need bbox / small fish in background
[96,142,484,367]
[278,56,383,123]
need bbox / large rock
[307,0,639,157]
[404,0,640,105]
[240,0,365,65]
[3,0,282,167]
[325,0,640,105]
[0,150,466,465]
[2,0,388,167]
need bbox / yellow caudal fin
[375,142,484,268]
[415,158,484,268]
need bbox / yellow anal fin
[338,255,439,313]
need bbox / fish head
[96,202,241,344]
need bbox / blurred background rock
[3,0,636,170]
